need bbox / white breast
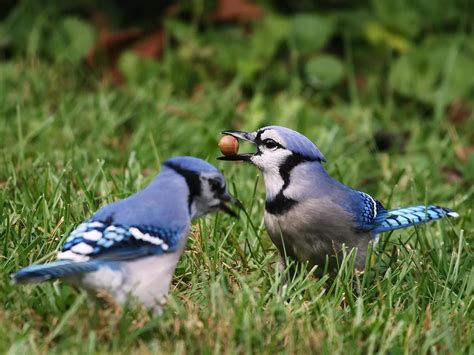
[78,237,188,313]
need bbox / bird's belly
[77,264,126,304]
[76,253,181,312]
[264,200,372,270]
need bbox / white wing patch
[129,227,168,249]
[58,221,178,262]
[71,242,94,254]
[58,250,89,262]
[82,230,102,241]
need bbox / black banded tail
[373,205,458,234]
[12,260,100,284]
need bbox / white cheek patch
[252,149,292,198]
[251,149,292,171]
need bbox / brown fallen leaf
[211,0,264,22]
[355,75,367,91]
[455,146,474,162]
[440,166,463,184]
[86,27,143,67]
[86,12,166,85]
[448,100,472,125]
[133,30,165,59]
[423,304,431,331]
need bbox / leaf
[455,146,474,162]
[304,55,344,88]
[365,22,411,53]
[448,100,472,125]
[389,36,474,105]
[371,0,421,38]
[237,15,289,79]
[47,17,96,63]
[289,14,334,54]
[133,30,165,59]
[211,0,263,22]
[118,50,160,84]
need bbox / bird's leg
[277,255,289,295]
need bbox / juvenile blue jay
[12,156,239,313]
[219,126,459,274]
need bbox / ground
[0,59,472,353]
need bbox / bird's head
[219,126,326,171]
[219,126,326,199]
[163,156,241,219]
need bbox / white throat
[251,149,293,200]
[263,170,284,199]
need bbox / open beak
[218,130,256,162]
[219,192,244,218]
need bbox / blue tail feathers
[373,205,459,234]
[11,260,100,284]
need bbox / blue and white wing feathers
[12,220,186,284]
[59,220,185,262]
[350,190,458,234]
[352,191,388,231]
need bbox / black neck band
[266,153,316,215]
[164,162,201,212]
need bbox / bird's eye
[209,179,224,193]
[263,139,278,150]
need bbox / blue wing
[12,220,186,284]
[351,191,388,232]
[349,190,458,234]
[58,220,186,262]
[12,260,102,284]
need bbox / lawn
[1,2,473,353]
[0,58,471,353]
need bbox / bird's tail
[11,260,100,284]
[373,205,459,234]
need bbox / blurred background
[2,0,474,99]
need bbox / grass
[0,59,472,354]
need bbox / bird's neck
[263,160,331,215]
[142,170,193,223]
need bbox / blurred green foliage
[0,0,474,111]
[1,0,473,108]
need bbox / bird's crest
[258,126,326,162]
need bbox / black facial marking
[104,214,115,225]
[266,153,317,215]
[265,191,297,215]
[255,128,268,144]
[279,153,315,190]
[209,178,225,195]
[164,162,201,212]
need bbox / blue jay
[12,156,239,313]
[219,126,459,274]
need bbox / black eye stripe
[262,139,281,149]
[209,179,225,194]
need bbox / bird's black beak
[219,192,243,218]
[218,130,256,162]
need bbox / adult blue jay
[12,156,239,313]
[219,126,458,274]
